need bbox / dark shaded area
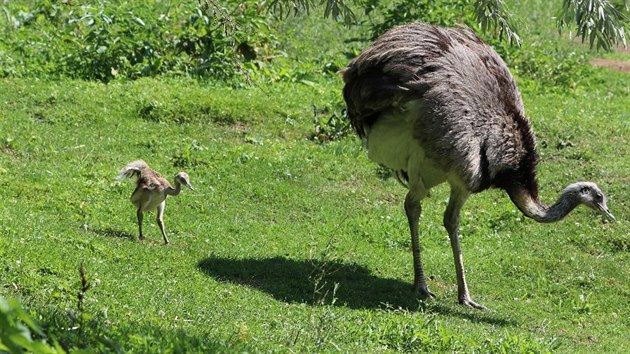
[198,256,417,310]
[375,165,395,181]
[197,256,516,326]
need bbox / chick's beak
[186,183,194,191]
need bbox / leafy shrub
[0,1,282,82]
[309,105,352,143]
[0,296,63,353]
[171,139,209,168]
[0,0,604,90]
[362,0,476,39]
[494,41,597,91]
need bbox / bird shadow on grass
[87,227,134,240]
[197,256,515,327]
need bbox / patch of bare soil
[1,145,18,157]
[590,47,630,73]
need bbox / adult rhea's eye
[580,187,590,194]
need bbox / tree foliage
[558,0,628,50]
[268,0,356,25]
[268,0,628,50]
[365,0,475,40]
[473,0,520,45]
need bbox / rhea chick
[117,160,193,244]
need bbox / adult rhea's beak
[598,203,616,222]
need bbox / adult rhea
[342,23,615,309]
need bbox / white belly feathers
[366,101,448,191]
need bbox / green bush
[0,0,603,89]
[362,0,476,39]
[310,105,352,143]
[0,296,63,353]
[492,40,597,92]
[0,1,281,82]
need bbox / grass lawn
[1,1,629,352]
[1,66,628,352]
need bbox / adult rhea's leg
[444,185,485,310]
[404,190,434,298]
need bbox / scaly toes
[460,297,487,310]
[415,285,436,299]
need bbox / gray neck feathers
[508,186,579,223]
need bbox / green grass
[1,1,630,352]
[1,70,628,352]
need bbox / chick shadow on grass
[197,256,514,326]
[87,226,135,240]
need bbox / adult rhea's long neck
[507,184,580,223]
